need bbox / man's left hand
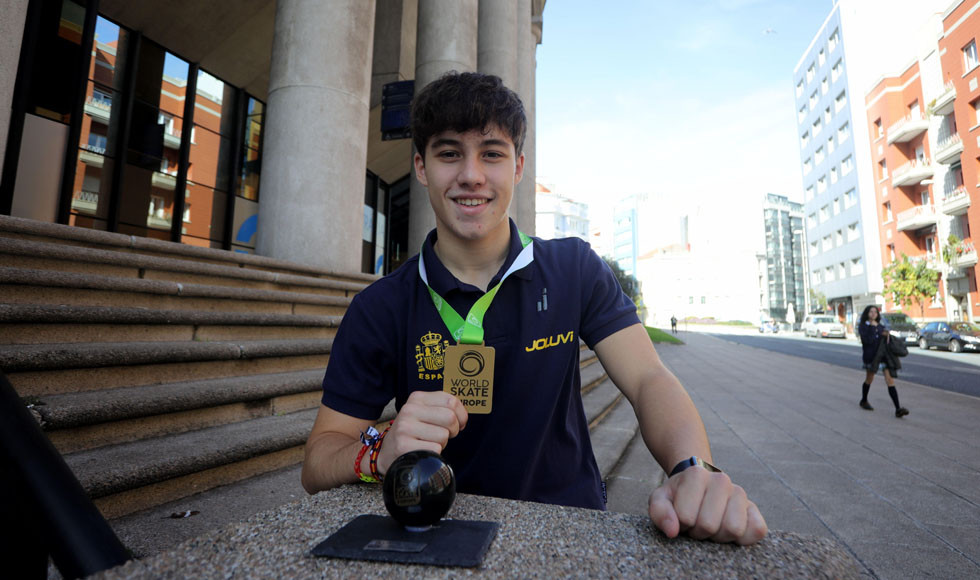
[648,466,767,545]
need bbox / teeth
[457,199,487,206]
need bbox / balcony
[886,113,929,145]
[164,129,181,150]
[891,158,935,187]
[84,98,111,124]
[908,253,942,271]
[949,241,978,269]
[151,171,177,191]
[895,204,938,232]
[932,82,956,116]
[934,133,963,165]
[70,190,99,214]
[941,185,972,216]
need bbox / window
[835,91,847,112]
[972,98,980,126]
[831,59,843,81]
[815,146,825,164]
[798,105,807,123]
[821,77,829,95]
[810,240,819,255]
[807,63,816,82]
[851,258,863,275]
[819,49,826,66]
[909,100,920,119]
[796,79,804,97]
[824,106,832,123]
[964,40,978,73]
[817,175,827,193]
[874,118,883,139]
[829,29,839,52]
[838,262,846,279]
[822,235,832,251]
[844,188,857,208]
[830,166,838,184]
[921,190,931,205]
[809,90,819,110]
[836,229,844,244]
[888,244,896,262]
[825,266,835,281]
[827,135,835,154]
[812,270,821,285]
[879,159,888,180]
[925,236,935,256]
[807,212,817,228]
[881,185,889,198]
[884,202,892,222]
[832,197,841,215]
[806,186,815,201]
[804,158,813,175]
[841,155,853,175]
[801,131,809,148]
[847,222,859,241]
[838,121,850,143]
[820,205,830,221]
[813,117,823,136]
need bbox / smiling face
[414,125,525,246]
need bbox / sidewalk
[607,331,980,580]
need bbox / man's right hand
[376,390,468,475]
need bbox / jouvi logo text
[525,331,575,352]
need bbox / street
[710,331,980,399]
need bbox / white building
[534,182,589,241]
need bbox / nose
[456,155,486,188]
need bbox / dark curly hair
[411,71,527,161]
[859,304,881,326]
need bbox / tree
[809,288,828,312]
[602,256,644,307]
[881,253,940,318]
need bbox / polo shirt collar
[421,219,534,295]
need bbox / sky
[535,0,837,249]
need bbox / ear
[513,151,526,186]
[414,152,428,187]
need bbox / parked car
[880,312,920,345]
[802,314,846,338]
[917,321,980,353]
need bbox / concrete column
[478,0,518,89]
[513,0,538,235]
[408,0,478,252]
[256,0,376,273]
[0,0,29,169]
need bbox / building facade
[762,194,807,323]
[864,0,980,322]
[534,181,588,241]
[794,0,952,328]
[1,0,546,276]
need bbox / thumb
[648,482,679,538]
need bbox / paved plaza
[609,330,980,579]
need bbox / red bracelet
[369,422,394,482]
[355,443,377,483]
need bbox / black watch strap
[669,456,721,477]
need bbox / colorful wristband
[355,442,377,483]
[369,422,394,482]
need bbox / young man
[301,72,767,545]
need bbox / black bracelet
[669,456,722,477]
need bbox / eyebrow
[429,137,512,149]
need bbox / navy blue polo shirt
[321,220,639,509]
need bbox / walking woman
[857,305,909,417]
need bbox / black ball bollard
[382,450,456,531]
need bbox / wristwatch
[669,456,722,477]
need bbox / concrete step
[0,303,342,344]
[35,369,326,454]
[3,339,332,396]
[0,236,369,296]
[0,266,352,315]
[68,408,319,519]
[0,213,376,286]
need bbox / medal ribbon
[418,230,533,345]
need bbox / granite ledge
[94,484,861,579]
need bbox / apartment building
[864,1,980,322]
[794,0,951,329]
[762,194,807,323]
[535,182,589,241]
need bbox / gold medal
[443,344,495,414]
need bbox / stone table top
[94,484,861,579]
